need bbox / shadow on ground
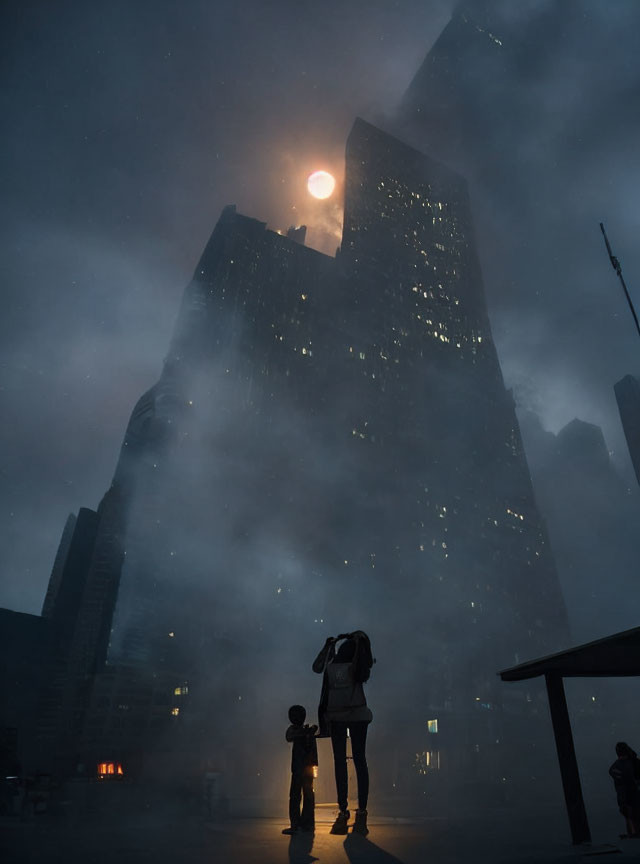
[344,833,406,864]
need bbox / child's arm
[286,725,309,742]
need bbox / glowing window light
[427,719,438,734]
[97,762,124,778]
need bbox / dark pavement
[1,809,635,864]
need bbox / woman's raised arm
[312,636,335,673]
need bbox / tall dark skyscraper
[41,117,567,804]
[396,3,519,193]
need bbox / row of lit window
[461,13,503,46]
[411,285,460,306]
[506,508,525,522]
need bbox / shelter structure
[499,626,640,844]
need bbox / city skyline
[4,8,640,857]
[3,2,640,619]
[2,5,640,839]
[18,115,570,801]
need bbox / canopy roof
[499,626,640,681]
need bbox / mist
[2,0,640,856]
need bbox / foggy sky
[2,0,640,615]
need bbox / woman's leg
[349,722,369,811]
[330,722,349,812]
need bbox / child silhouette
[282,704,318,834]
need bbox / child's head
[288,704,306,726]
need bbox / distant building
[34,493,127,775]
[36,118,567,804]
[519,413,640,643]
[0,609,54,773]
[614,374,640,486]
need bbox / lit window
[427,719,438,734]
[414,750,440,774]
[97,762,124,778]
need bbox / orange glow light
[97,761,124,778]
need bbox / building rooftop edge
[349,116,469,189]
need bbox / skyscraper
[519,412,640,642]
[42,117,567,803]
[615,374,640,487]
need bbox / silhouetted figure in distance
[609,741,640,838]
[282,704,318,835]
[313,630,373,835]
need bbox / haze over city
[2,0,640,615]
[2,1,640,860]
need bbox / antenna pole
[600,222,640,339]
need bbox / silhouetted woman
[313,630,373,835]
[609,741,640,837]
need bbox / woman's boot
[353,809,369,835]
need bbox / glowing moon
[307,170,335,199]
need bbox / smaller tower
[614,374,640,486]
[286,225,307,245]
